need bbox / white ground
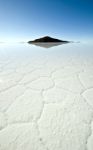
[0,43,93,150]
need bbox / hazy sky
[0,0,93,42]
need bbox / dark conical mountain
[28,36,69,43]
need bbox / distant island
[28,36,69,43]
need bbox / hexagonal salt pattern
[0,43,93,150]
[0,123,45,150]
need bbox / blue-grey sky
[0,0,93,42]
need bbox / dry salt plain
[0,42,93,150]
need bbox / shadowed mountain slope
[28,36,69,43]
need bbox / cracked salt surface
[0,43,93,150]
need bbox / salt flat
[0,42,93,150]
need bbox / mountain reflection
[28,42,67,48]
